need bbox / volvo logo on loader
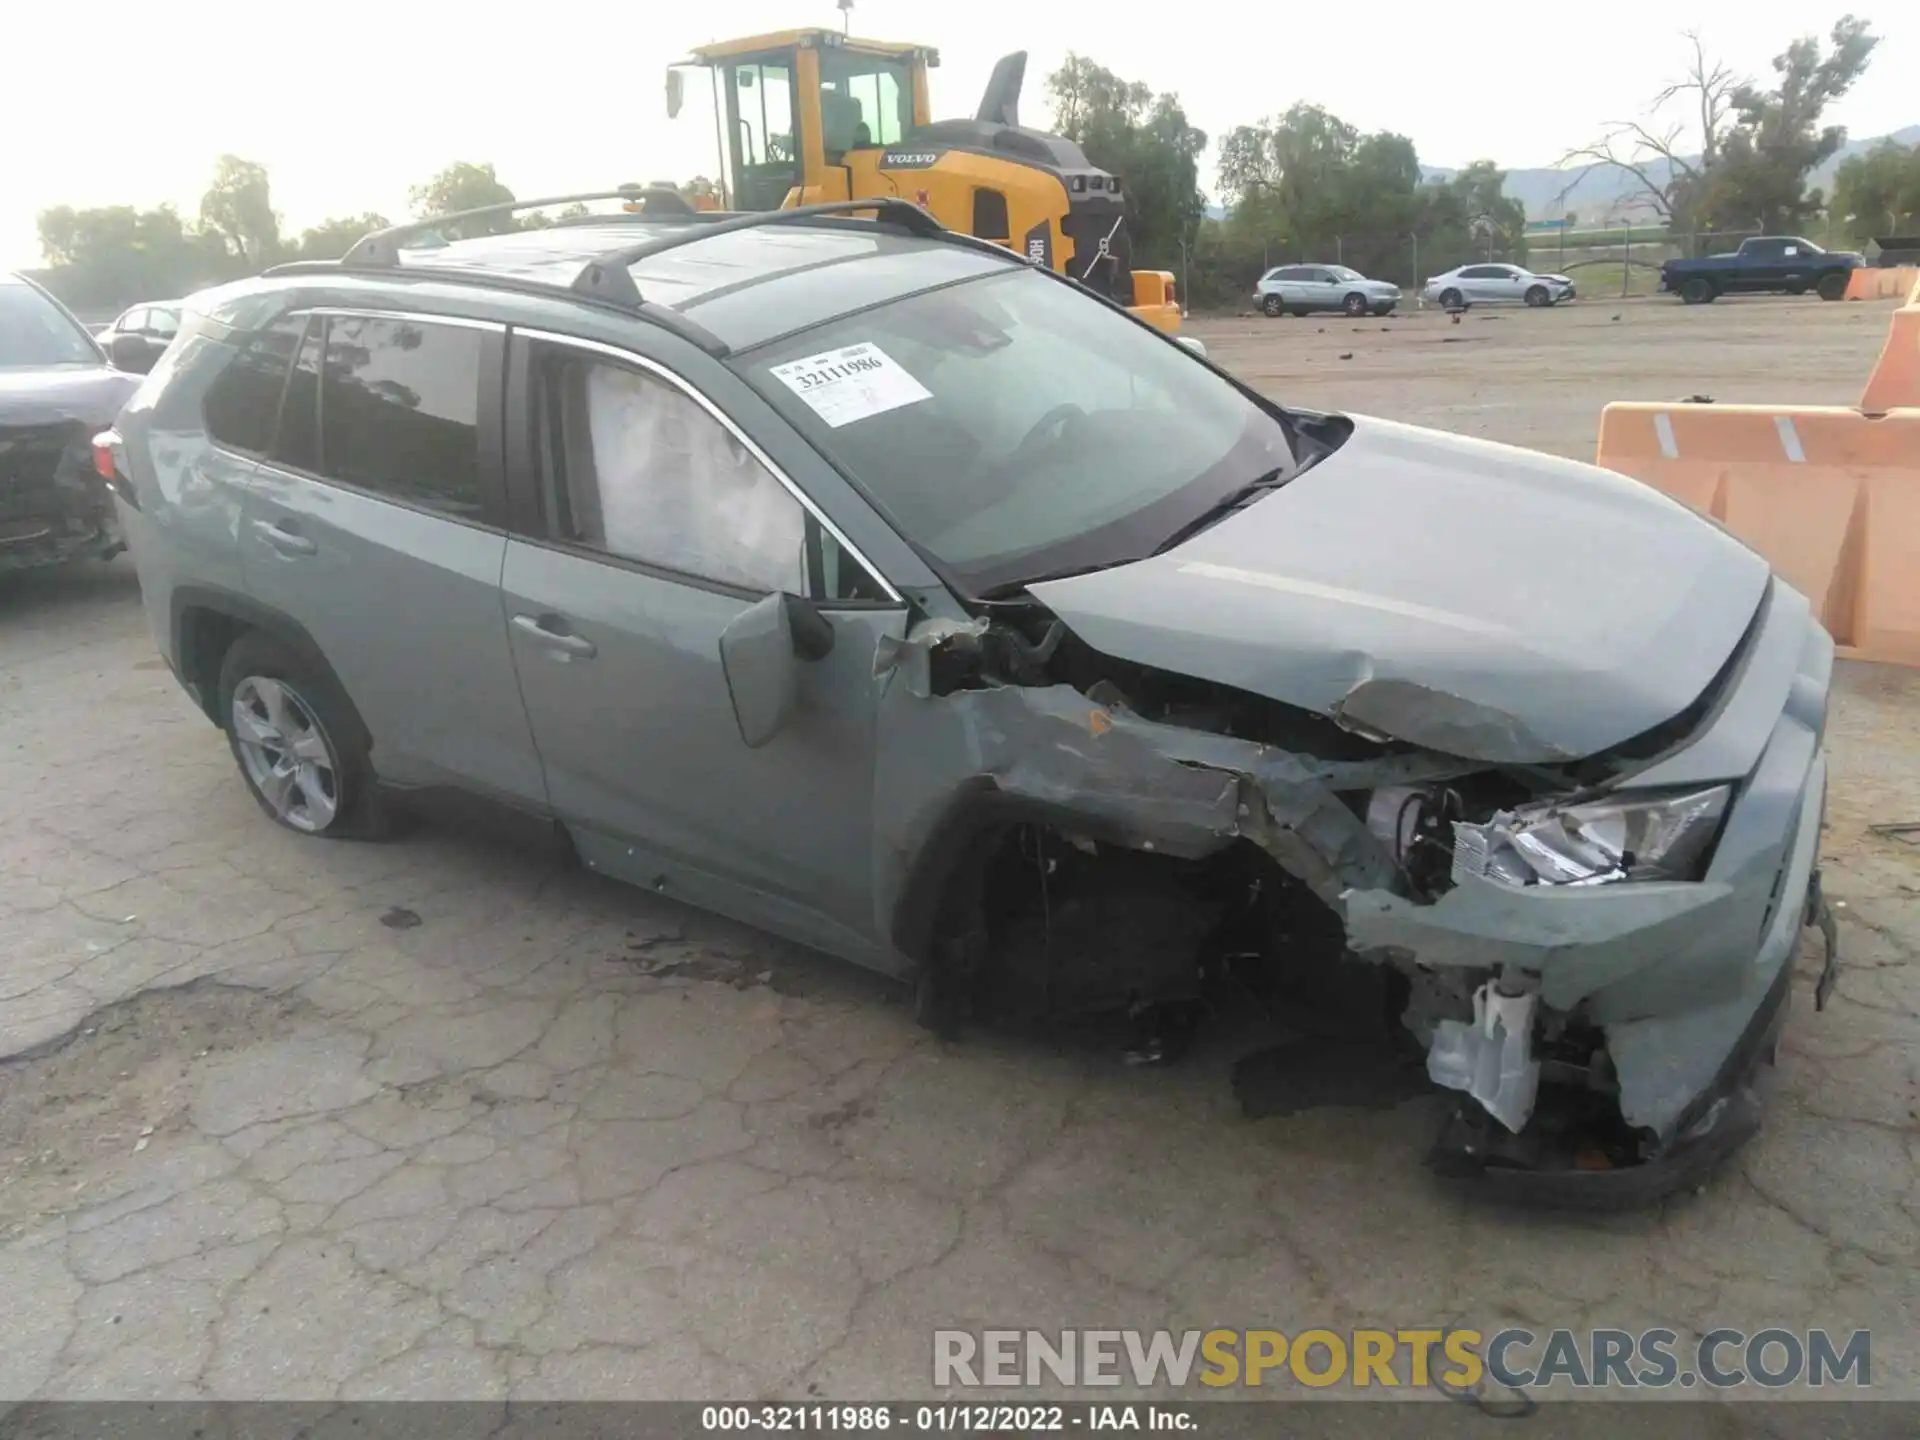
[883,152,942,169]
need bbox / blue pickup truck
[1660,236,1865,304]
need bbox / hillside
[1423,125,1920,221]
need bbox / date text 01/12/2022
[700,1404,1196,1431]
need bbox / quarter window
[541,356,806,596]
[202,313,309,457]
[318,316,485,518]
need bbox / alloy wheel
[231,675,340,832]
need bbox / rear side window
[318,316,484,518]
[203,313,308,457]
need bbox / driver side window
[539,354,889,603]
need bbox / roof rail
[569,198,953,306]
[340,185,697,268]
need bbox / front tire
[1817,272,1849,302]
[1342,292,1369,317]
[1680,277,1716,305]
[217,631,390,839]
[1261,294,1284,317]
[1524,285,1550,307]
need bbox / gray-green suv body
[106,192,1837,1205]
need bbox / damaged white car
[113,196,1838,1208]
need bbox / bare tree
[1555,30,1743,222]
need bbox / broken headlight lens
[1453,786,1730,888]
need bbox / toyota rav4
[104,190,1839,1206]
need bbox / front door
[499,335,906,968]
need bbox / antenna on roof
[837,0,852,35]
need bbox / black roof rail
[258,259,731,355]
[338,185,697,267]
[259,195,1028,355]
[569,198,955,306]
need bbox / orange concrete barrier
[1844,265,1920,302]
[1860,272,1920,413]
[1596,402,1920,667]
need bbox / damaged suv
[2,273,138,572]
[107,192,1838,1206]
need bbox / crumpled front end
[0,419,124,572]
[1344,577,1837,1201]
[873,571,1836,1207]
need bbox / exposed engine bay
[879,591,1836,1207]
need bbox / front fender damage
[869,616,1828,1206]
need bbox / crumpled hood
[1029,414,1772,764]
[0,366,138,428]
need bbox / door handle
[253,520,316,556]
[511,613,596,659]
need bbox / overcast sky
[4,0,1912,271]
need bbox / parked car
[92,301,184,374]
[0,272,139,572]
[1421,263,1575,309]
[1254,264,1401,317]
[106,192,1835,1204]
[1658,237,1863,304]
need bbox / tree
[198,155,282,268]
[409,162,516,234]
[1705,15,1881,230]
[1046,55,1206,268]
[1560,18,1879,233]
[35,203,222,310]
[294,213,393,261]
[1557,30,1740,226]
[1830,141,1920,242]
[1208,104,1520,288]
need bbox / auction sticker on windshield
[770,342,932,429]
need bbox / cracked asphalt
[3,302,1917,1407]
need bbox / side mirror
[718,592,836,749]
[1176,335,1208,359]
[666,68,685,119]
[108,333,150,372]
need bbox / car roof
[354,216,1012,353]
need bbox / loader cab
[670,30,935,212]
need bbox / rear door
[143,306,181,365]
[237,309,546,806]
[1301,268,1339,310]
[1455,266,1496,301]
[496,330,908,968]
[1735,238,1786,290]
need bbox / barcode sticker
[770,342,932,428]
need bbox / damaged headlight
[1453,786,1730,888]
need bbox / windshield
[739,268,1299,593]
[0,282,101,369]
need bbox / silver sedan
[1421,263,1575,309]
[1254,264,1403,317]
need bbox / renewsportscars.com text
[933,1327,1871,1391]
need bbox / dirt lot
[2,296,1916,1413]
[1196,293,1890,459]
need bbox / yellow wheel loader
[666,30,1183,334]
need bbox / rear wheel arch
[170,587,372,755]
